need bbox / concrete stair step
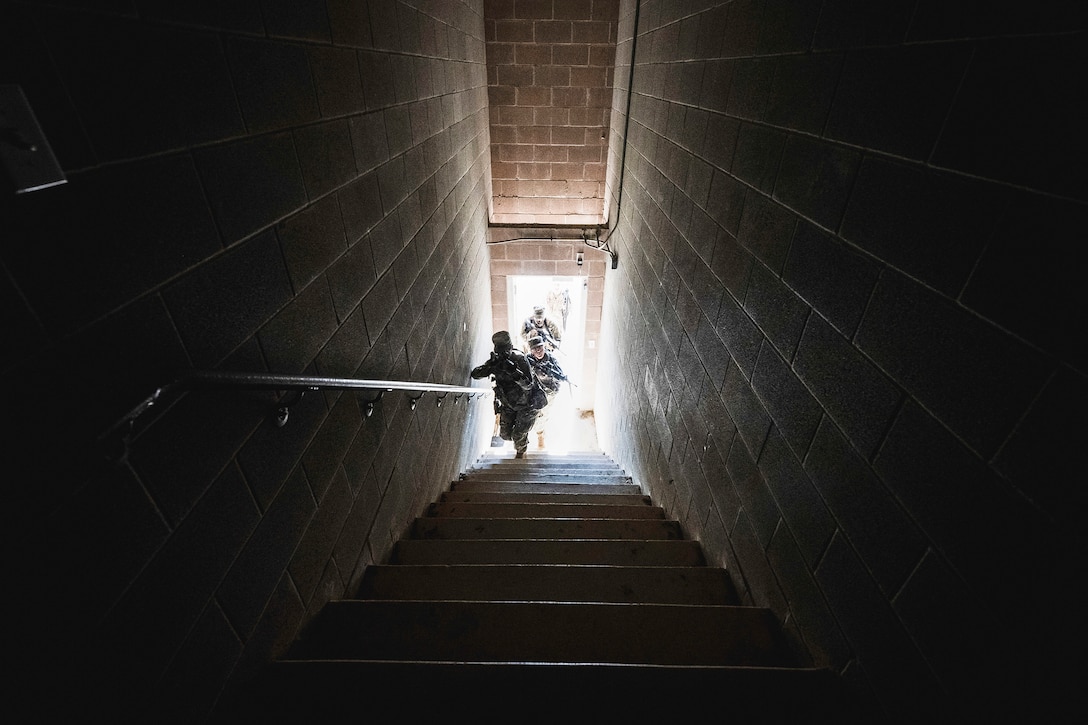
[412,516,683,540]
[473,460,618,469]
[230,660,848,721]
[471,460,624,473]
[463,468,635,478]
[425,501,665,519]
[220,454,861,723]
[439,490,651,505]
[357,564,738,604]
[477,451,614,464]
[391,538,707,565]
[470,455,631,472]
[469,458,623,468]
[467,468,625,478]
[451,480,642,495]
[291,600,792,667]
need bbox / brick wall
[485,0,619,224]
[597,0,1085,721]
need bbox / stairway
[226,450,851,721]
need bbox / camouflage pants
[532,392,559,433]
[498,405,539,454]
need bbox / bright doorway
[506,275,596,452]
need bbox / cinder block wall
[485,0,619,224]
[597,0,1084,721]
[3,0,494,718]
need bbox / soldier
[471,331,544,458]
[526,334,569,448]
[520,304,562,352]
[546,284,571,331]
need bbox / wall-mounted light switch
[0,85,67,194]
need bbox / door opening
[506,275,595,451]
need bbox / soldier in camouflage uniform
[526,334,569,448]
[520,305,562,352]
[471,331,541,458]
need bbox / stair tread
[472,463,620,470]
[412,516,683,540]
[292,600,792,667]
[427,501,664,519]
[392,538,707,565]
[475,453,614,457]
[440,491,651,504]
[451,481,642,494]
[225,661,852,721]
[229,454,852,721]
[466,465,625,471]
[358,564,738,604]
[464,474,628,481]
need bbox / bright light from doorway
[502,275,598,453]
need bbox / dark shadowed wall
[597,0,1085,722]
[3,0,495,718]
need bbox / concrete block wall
[596,0,1085,721]
[3,0,495,719]
[485,0,619,224]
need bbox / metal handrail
[100,370,492,461]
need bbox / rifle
[541,358,569,382]
[529,326,570,360]
[490,351,530,382]
[540,327,560,349]
[533,356,576,389]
